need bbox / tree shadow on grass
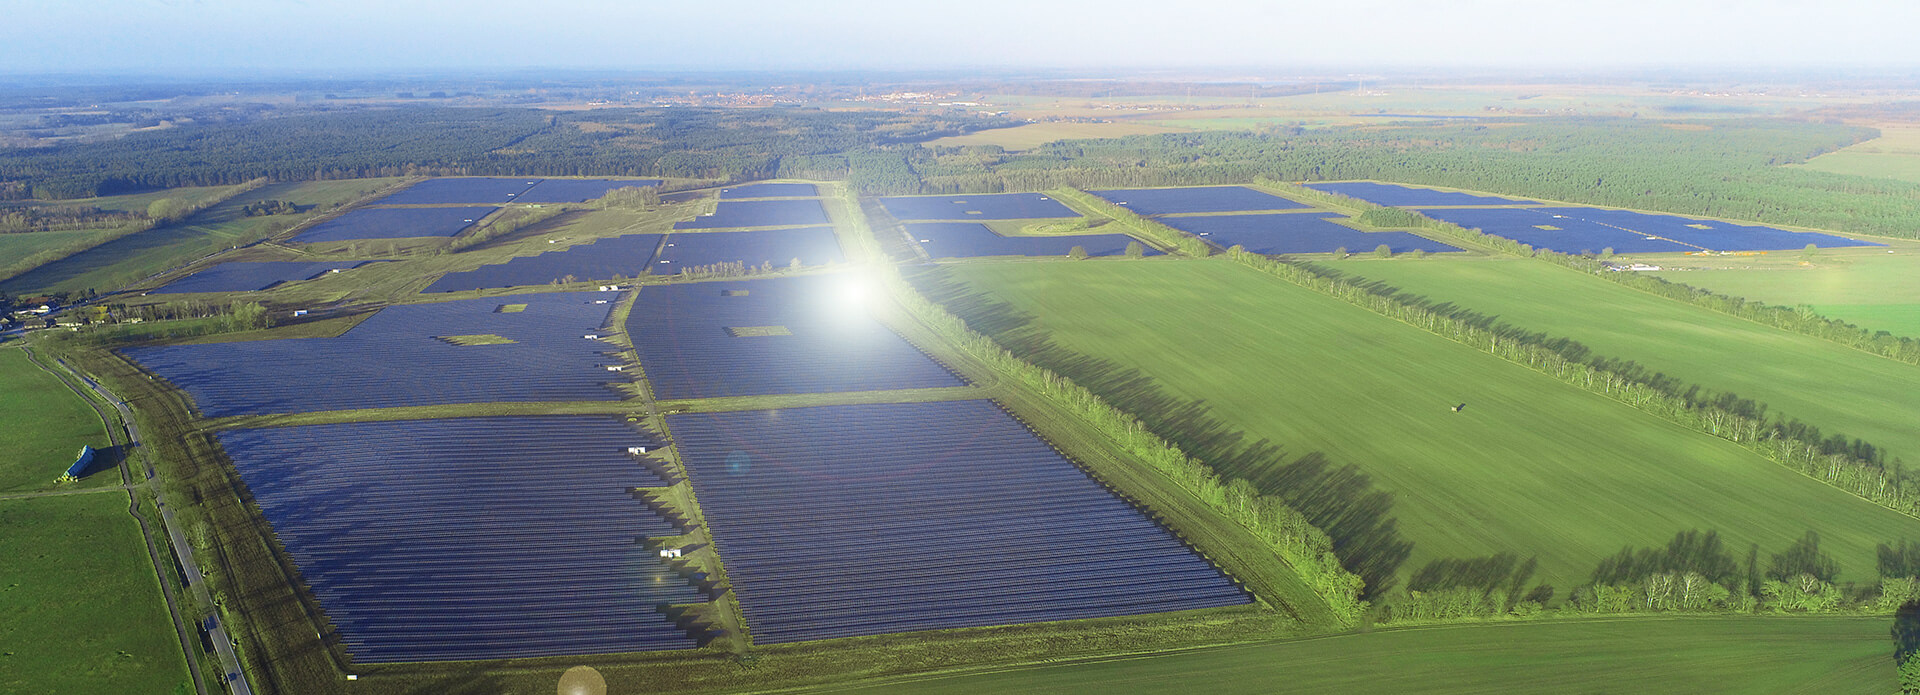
[906,265,1413,598]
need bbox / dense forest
[0,106,1015,198]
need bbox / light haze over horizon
[7,0,1920,76]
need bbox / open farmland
[150,260,376,294]
[290,206,494,243]
[656,227,845,270]
[669,400,1250,644]
[827,616,1892,695]
[1159,214,1461,254]
[879,193,1079,221]
[0,495,192,695]
[122,291,626,416]
[906,222,1152,258]
[0,349,113,493]
[675,199,831,229]
[918,260,1920,591]
[916,121,1188,151]
[1793,124,1920,183]
[216,416,701,662]
[1,178,401,295]
[422,234,663,292]
[1326,255,1920,469]
[626,275,966,399]
[1089,186,1309,215]
[1651,247,1920,338]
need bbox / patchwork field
[1335,256,1920,468]
[922,260,1920,591]
[0,348,113,493]
[0,495,191,695]
[826,616,1892,694]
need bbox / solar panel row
[218,416,701,662]
[1303,181,1537,207]
[670,400,1251,644]
[878,193,1079,221]
[1159,214,1463,255]
[1088,186,1309,215]
[373,177,662,205]
[675,199,831,229]
[292,207,496,244]
[150,261,375,294]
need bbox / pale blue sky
[5,0,1918,74]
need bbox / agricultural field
[1651,244,1920,338]
[1333,256,1920,469]
[824,616,1893,694]
[917,121,1188,151]
[0,495,191,695]
[1793,124,1920,183]
[920,260,1920,591]
[0,178,401,295]
[0,348,113,493]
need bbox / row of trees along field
[1385,530,1920,623]
[876,118,1920,241]
[0,107,1014,199]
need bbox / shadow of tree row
[906,266,1413,598]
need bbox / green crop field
[0,185,236,214]
[1,178,400,295]
[1793,125,1920,183]
[819,616,1892,694]
[0,348,114,493]
[924,260,1920,591]
[1651,248,1920,338]
[0,229,125,281]
[0,494,191,695]
[1332,255,1920,470]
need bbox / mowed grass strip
[934,261,1920,589]
[0,349,113,493]
[818,616,1893,695]
[0,495,191,695]
[1339,256,1920,469]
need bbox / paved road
[35,350,255,695]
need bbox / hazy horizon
[8,0,1920,76]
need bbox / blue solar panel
[670,400,1250,644]
[151,261,374,294]
[218,416,701,662]
[1550,208,1882,251]
[124,292,627,416]
[373,178,542,205]
[1418,208,1723,254]
[1304,182,1536,207]
[1159,214,1463,254]
[674,200,830,229]
[515,179,664,204]
[423,235,663,293]
[1089,186,1309,215]
[292,207,495,243]
[905,223,1156,258]
[654,227,845,272]
[626,276,966,399]
[720,183,820,199]
[879,193,1079,221]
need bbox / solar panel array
[422,235,664,293]
[292,207,495,243]
[372,178,542,205]
[1160,214,1463,255]
[878,193,1079,221]
[150,261,374,294]
[669,400,1251,644]
[906,222,1155,258]
[1417,207,1881,253]
[627,276,965,399]
[655,227,845,271]
[675,200,831,229]
[513,179,664,204]
[1088,186,1309,215]
[720,183,820,199]
[123,292,626,416]
[217,416,701,662]
[1303,182,1537,207]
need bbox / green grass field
[0,494,191,695]
[818,616,1893,694]
[0,185,236,214]
[1650,249,1920,338]
[0,348,114,493]
[1793,125,1920,183]
[1333,255,1920,470]
[927,260,1920,591]
[1,178,400,295]
[0,228,126,281]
